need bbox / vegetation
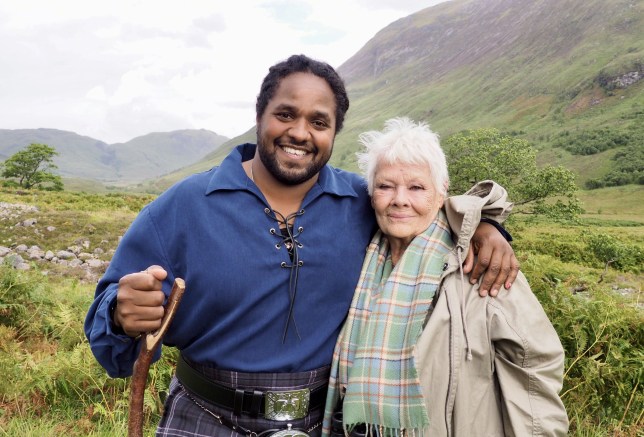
[445,128,582,220]
[585,145,644,189]
[1,143,63,191]
[520,253,643,434]
[551,127,635,156]
[0,187,641,436]
[510,215,643,435]
[548,125,644,190]
[587,232,643,273]
[0,189,162,436]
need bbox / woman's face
[371,161,445,245]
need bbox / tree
[587,233,643,278]
[1,143,63,190]
[445,128,582,220]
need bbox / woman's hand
[463,222,519,297]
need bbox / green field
[0,187,641,436]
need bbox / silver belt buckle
[269,424,311,436]
[264,388,310,421]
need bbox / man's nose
[288,118,310,142]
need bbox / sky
[0,0,448,144]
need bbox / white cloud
[0,0,447,143]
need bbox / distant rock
[0,201,111,282]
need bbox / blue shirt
[84,144,377,377]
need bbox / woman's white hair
[356,117,449,196]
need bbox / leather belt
[176,354,328,420]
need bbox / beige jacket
[415,181,569,436]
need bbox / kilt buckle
[265,423,311,436]
[264,388,310,421]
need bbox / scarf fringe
[344,423,426,437]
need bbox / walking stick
[128,277,186,437]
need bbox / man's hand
[463,222,519,297]
[113,265,167,338]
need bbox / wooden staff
[128,277,186,437]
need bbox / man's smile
[280,145,310,158]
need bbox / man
[85,54,519,436]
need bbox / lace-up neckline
[264,207,306,343]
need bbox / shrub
[587,232,643,273]
[552,128,634,156]
[585,145,644,189]
[0,268,176,436]
[523,255,643,434]
[0,265,44,327]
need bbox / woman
[323,118,568,436]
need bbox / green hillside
[0,128,229,184]
[330,0,643,176]
[145,0,642,195]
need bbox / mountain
[145,0,641,193]
[125,127,256,194]
[3,0,640,193]
[0,128,228,184]
[329,0,643,177]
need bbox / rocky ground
[0,201,114,282]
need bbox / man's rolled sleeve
[84,284,142,377]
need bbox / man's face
[256,72,337,186]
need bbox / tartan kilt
[156,363,330,437]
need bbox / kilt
[156,362,330,437]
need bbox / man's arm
[84,208,170,377]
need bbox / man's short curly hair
[256,54,350,133]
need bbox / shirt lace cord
[265,207,305,342]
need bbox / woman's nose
[392,187,410,205]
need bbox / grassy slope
[329,0,644,182]
[578,184,644,223]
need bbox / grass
[0,187,642,436]
[0,271,166,437]
[577,185,644,223]
[0,189,155,254]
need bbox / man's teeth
[282,146,307,156]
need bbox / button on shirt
[84,144,377,377]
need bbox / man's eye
[276,112,293,120]
[312,120,328,129]
[410,185,424,191]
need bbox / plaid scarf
[323,211,453,436]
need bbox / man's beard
[257,138,332,186]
